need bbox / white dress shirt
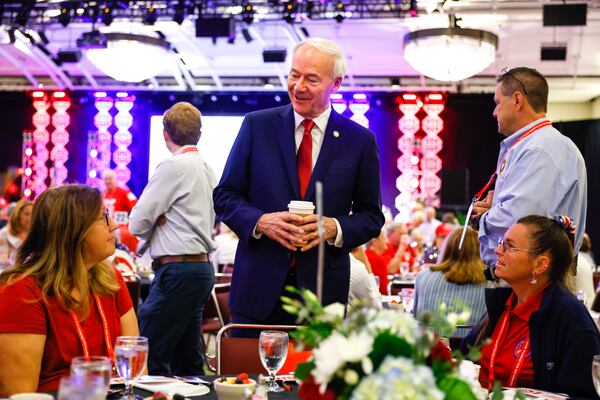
[292,106,343,247]
[349,254,382,309]
[129,145,217,259]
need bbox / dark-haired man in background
[473,67,587,276]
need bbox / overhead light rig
[0,0,419,27]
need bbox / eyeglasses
[103,208,110,226]
[497,237,538,255]
[500,67,528,96]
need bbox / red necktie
[297,119,314,199]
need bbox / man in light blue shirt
[129,102,216,375]
[473,67,587,273]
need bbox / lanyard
[181,146,198,154]
[69,294,114,361]
[474,119,552,201]
[488,310,530,388]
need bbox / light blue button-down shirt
[479,118,587,268]
[129,145,217,259]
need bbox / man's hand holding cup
[288,201,337,252]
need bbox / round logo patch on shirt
[513,337,532,360]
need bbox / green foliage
[369,331,414,370]
[294,360,315,381]
[437,375,478,400]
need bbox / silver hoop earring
[530,275,538,285]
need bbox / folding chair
[216,323,303,375]
[202,282,232,371]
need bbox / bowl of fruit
[214,373,256,400]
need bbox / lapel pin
[333,130,340,138]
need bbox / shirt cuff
[327,218,343,247]
[252,222,263,239]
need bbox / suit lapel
[277,105,300,198]
[304,110,344,200]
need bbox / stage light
[173,0,185,25]
[89,170,97,178]
[58,6,71,27]
[102,7,114,26]
[335,2,345,23]
[116,92,128,98]
[90,149,98,158]
[242,3,254,24]
[349,94,370,128]
[25,148,33,156]
[94,92,108,98]
[53,91,66,98]
[32,91,45,98]
[144,7,157,25]
[283,1,297,24]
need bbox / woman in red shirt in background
[0,185,139,395]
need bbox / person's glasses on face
[497,237,538,255]
[500,67,528,96]
[102,208,110,226]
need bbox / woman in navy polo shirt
[463,215,600,399]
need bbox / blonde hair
[430,227,486,284]
[8,199,33,236]
[293,38,347,79]
[163,102,202,146]
[0,185,119,318]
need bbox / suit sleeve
[335,133,385,250]
[213,115,265,243]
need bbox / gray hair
[293,38,347,79]
[101,169,116,179]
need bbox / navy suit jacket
[213,104,384,320]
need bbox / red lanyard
[181,146,198,154]
[474,119,552,201]
[487,310,530,388]
[69,294,114,361]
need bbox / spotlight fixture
[403,22,498,81]
[144,6,157,25]
[283,1,297,24]
[241,27,253,43]
[173,0,185,25]
[334,2,345,23]
[58,6,71,27]
[242,3,254,24]
[101,6,114,26]
[15,0,34,27]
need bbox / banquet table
[130,375,300,400]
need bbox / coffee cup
[288,201,315,247]
[288,200,315,216]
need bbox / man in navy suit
[213,38,384,333]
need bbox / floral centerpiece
[281,287,487,400]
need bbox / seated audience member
[385,223,417,274]
[0,185,139,395]
[420,206,441,245]
[414,226,486,337]
[580,233,596,270]
[575,248,595,308]
[364,231,391,294]
[441,211,459,225]
[211,222,239,272]
[463,215,600,399]
[0,200,33,271]
[349,247,382,309]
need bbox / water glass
[114,336,149,400]
[58,375,105,400]
[258,331,289,393]
[592,355,600,396]
[70,356,112,394]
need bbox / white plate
[137,375,178,384]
